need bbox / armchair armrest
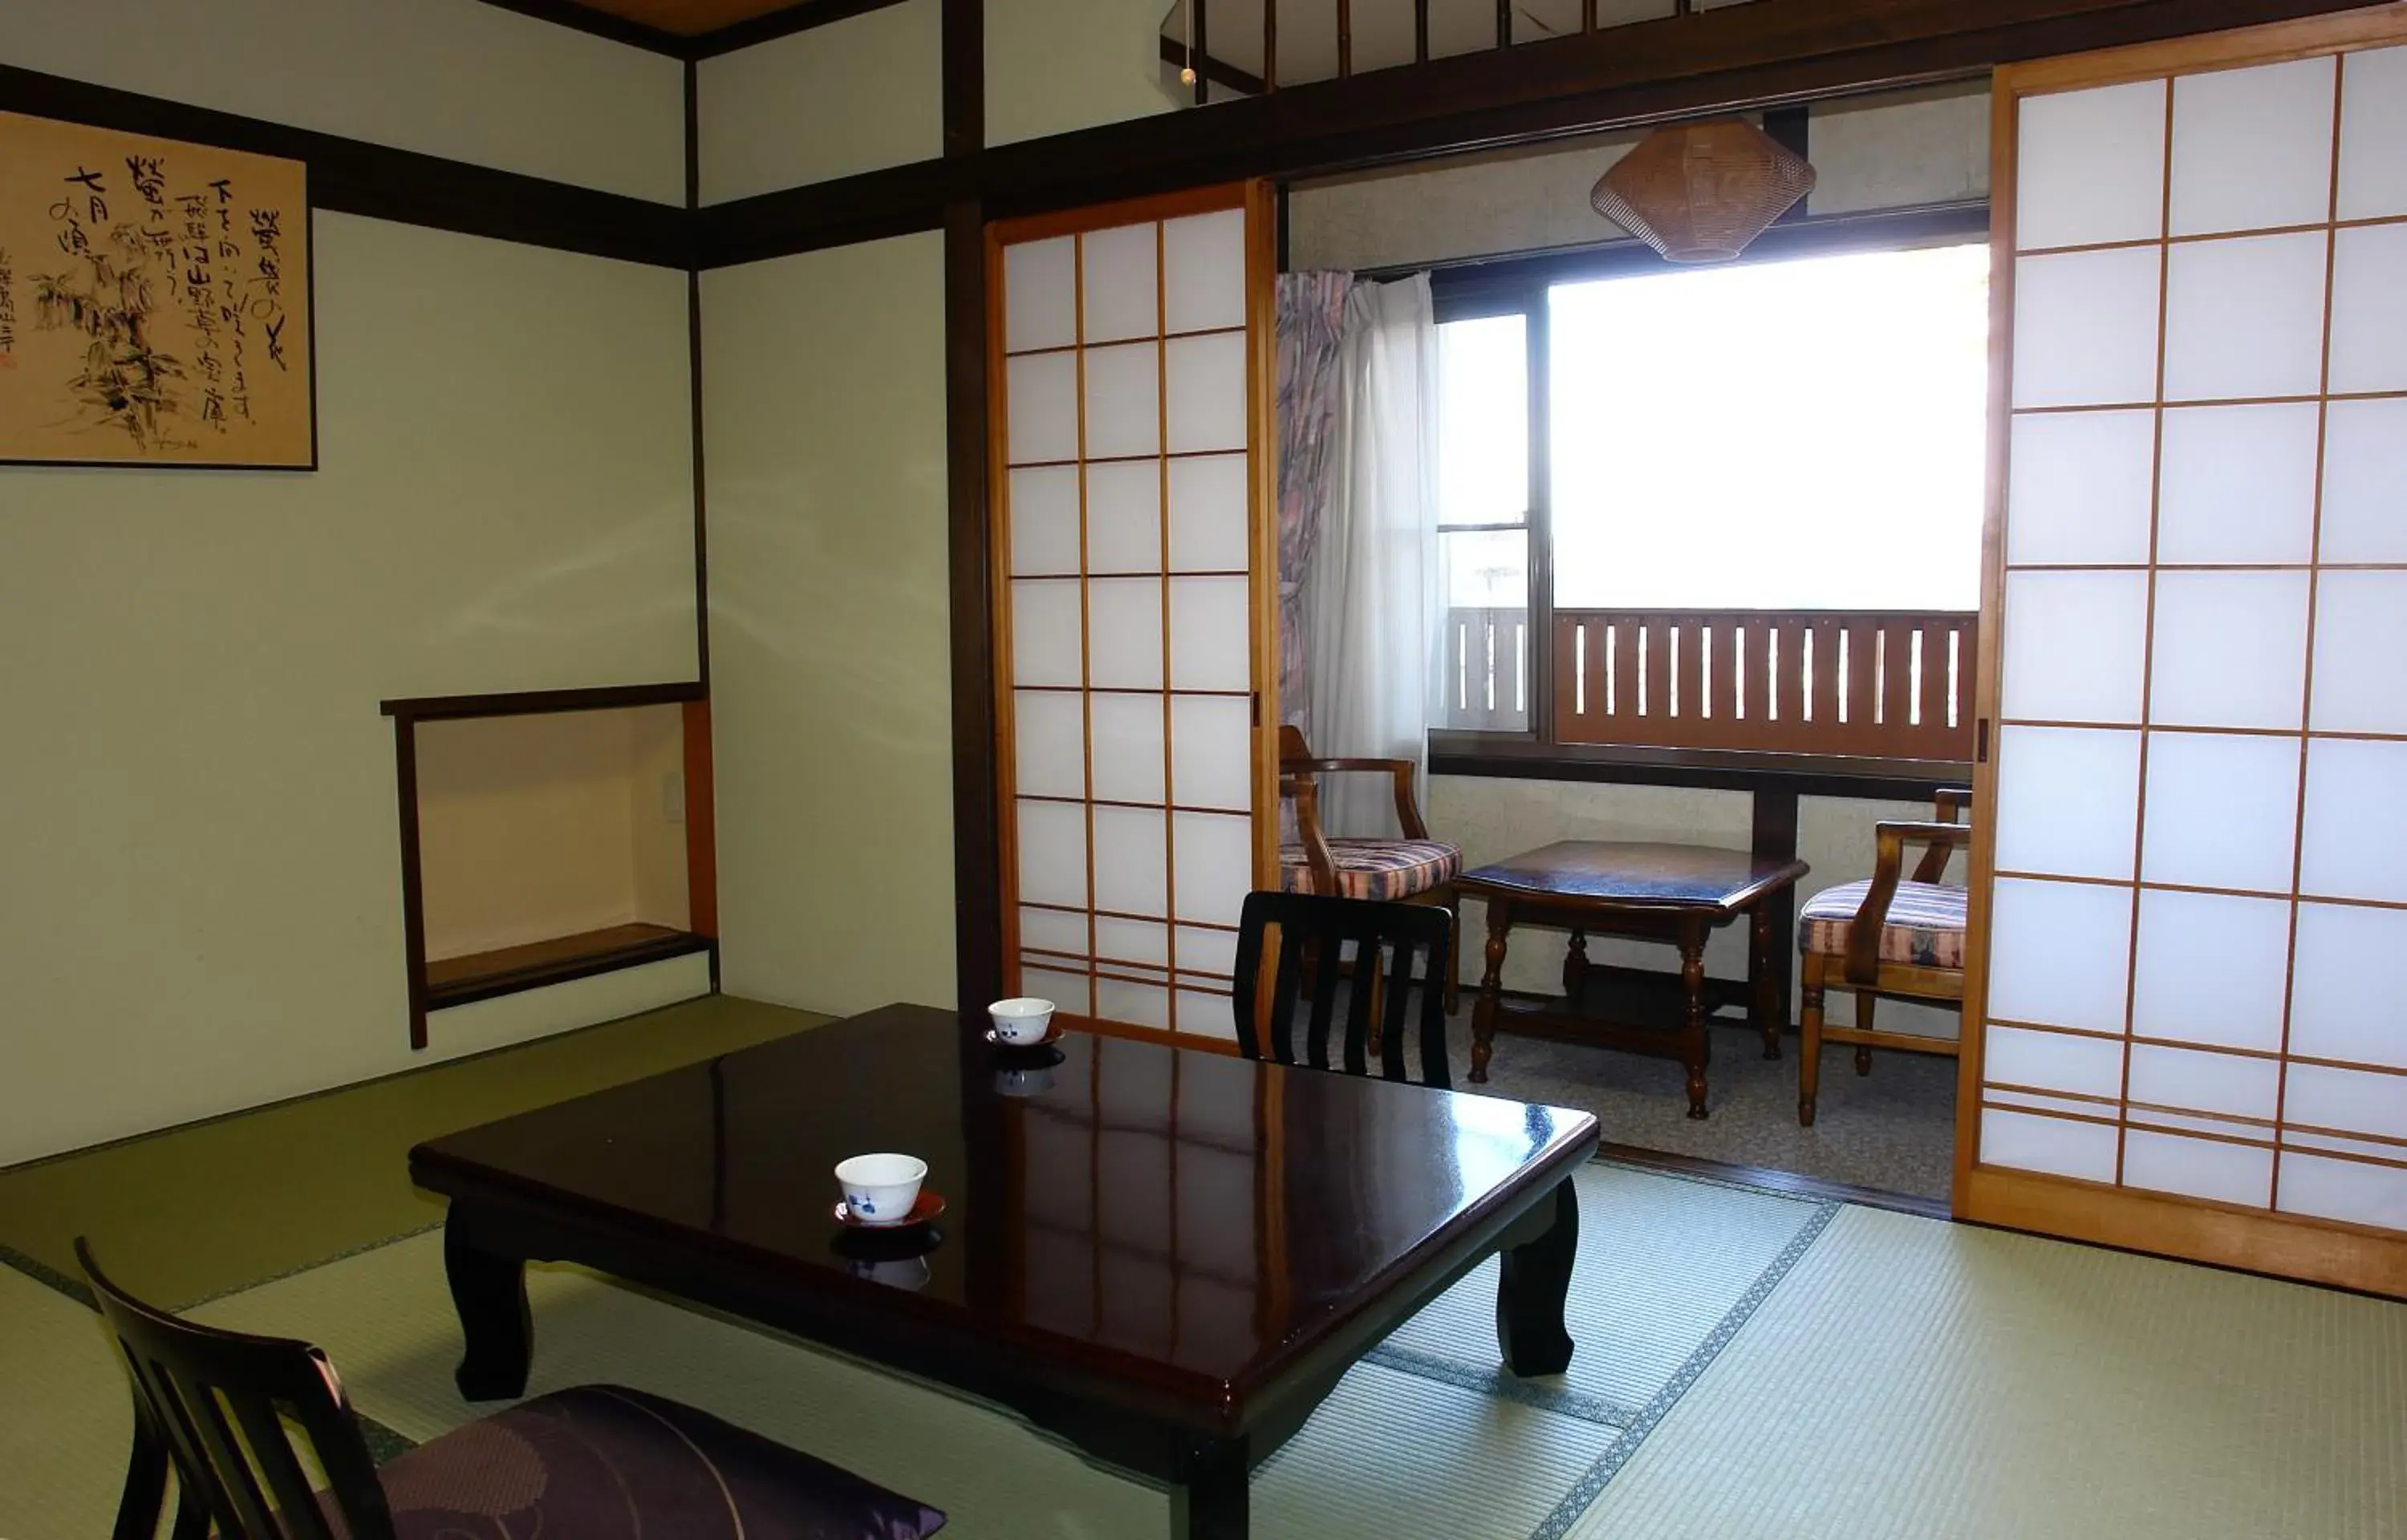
[1277,755,1430,842]
[1845,821,1974,987]
[1914,788,1976,882]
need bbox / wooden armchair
[1279,725,1463,1011]
[1795,786,1973,1126]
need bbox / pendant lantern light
[1589,118,1817,263]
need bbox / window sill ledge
[1427,735,1970,801]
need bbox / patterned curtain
[1274,271,1354,745]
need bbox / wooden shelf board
[424,923,711,1011]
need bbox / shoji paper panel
[993,194,1266,1037]
[1983,34,2407,1236]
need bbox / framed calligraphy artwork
[0,111,314,468]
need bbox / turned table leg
[1471,900,1512,1084]
[1678,918,1710,1120]
[1752,902,1784,1060]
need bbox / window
[1436,312,1532,732]
[1435,234,1992,763]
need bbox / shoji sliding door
[1964,12,2407,1292]
[989,185,1277,1043]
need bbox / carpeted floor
[1460,1012,1959,1202]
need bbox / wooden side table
[1455,841,1811,1120]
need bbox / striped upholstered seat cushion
[1280,838,1461,902]
[1799,879,1969,970]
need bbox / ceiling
[554,0,821,37]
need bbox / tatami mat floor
[4,994,2401,1540]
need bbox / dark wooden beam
[473,0,687,55]
[0,62,689,268]
[699,0,2374,265]
[1416,198,1990,299]
[1159,34,1268,98]
[687,0,916,59]
[1751,785,1801,1041]
[944,0,1004,1018]
[978,0,2375,215]
[695,156,953,265]
[945,0,984,159]
[469,0,916,60]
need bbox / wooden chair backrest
[1233,889,1455,1088]
[79,1238,396,1540]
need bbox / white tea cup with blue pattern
[988,997,1056,1046]
[834,1153,926,1227]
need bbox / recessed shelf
[425,923,711,1011]
[390,684,716,1048]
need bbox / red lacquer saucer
[984,1023,1065,1049]
[832,1190,948,1230]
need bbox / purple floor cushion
[365,1384,945,1538]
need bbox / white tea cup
[988,997,1057,1046]
[834,1153,927,1227]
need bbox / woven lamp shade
[1589,119,1817,263]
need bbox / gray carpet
[1455,1012,1958,1202]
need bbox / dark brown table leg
[1497,1177,1578,1376]
[1562,928,1589,1002]
[1471,898,1512,1084]
[1752,901,1783,1060]
[1172,1437,1248,1540]
[444,1216,531,1401]
[1678,917,1710,1119]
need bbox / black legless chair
[1232,889,1456,1089]
[76,1238,947,1540]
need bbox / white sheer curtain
[1304,273,1442,839]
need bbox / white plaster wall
[701,233,957,1020]
[1288,81,1991,272]
[698,0,943,205]
[988,0,1181,148]
[1807,83,1991,216]
[0,213,701,1165]
[4,0,686,205]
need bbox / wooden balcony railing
[1549,608,1976,760]
[1443,605,1532,731]
[1167,0,1719,103]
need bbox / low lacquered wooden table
[409,1004,1598,1539]
[1456,841,1811,1119]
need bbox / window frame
[1421,199,1992,780]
